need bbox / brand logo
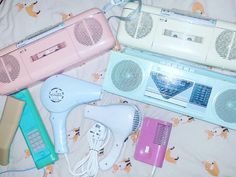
[49,88,64,103]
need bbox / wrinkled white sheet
[1,0,236,177]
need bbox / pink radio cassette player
[0,8,115,95]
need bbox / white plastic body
[50,112,69,153]
[84,104,140,170]
[40,74,102,154]
[117,3,236,72]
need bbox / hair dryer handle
[50,112,69,154]
[99,137,124,170]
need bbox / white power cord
[65,123,111,177]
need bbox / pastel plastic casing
[0,8,115,95]
[0,96,25,166]
[12,89,58,169]
[40,74,102,154]
[117,2,236,72]
[134,117,172,168]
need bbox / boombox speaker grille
[215,30,236,60]
[74,18,103,46]
[0,55,20,83]
[0,58,10,83]
[215,89,236,123]
[111,60,142,92]
[2,55,20,81]
[125,12,153,39]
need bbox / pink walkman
[134,117,172,168]
[0,8,115,95]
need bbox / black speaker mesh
[215,30,236,60]
[0,58,10,83]
[125,12,153,39]
[74,18,102,46]
[215,89,236,123]
[2,55,20,81]
[111,60,142,92]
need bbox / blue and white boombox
[103,48,236,130]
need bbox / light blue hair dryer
[40,74,102,154]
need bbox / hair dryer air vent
[132,108,142,132]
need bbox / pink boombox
[0,8,115,95]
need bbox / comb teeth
[132,108,142,132]
[153,124,171,146]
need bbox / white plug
[65,122,110,177]
[88,123,107,141]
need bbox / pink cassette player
[0,8,115,95]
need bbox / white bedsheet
[1,0,236,177]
